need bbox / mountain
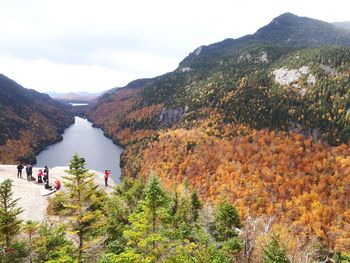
[48,91,105,102]
[89,13,350,251]
[333,21,350,31]
[0,74,74,164]
[90,13,350,146]
[254,13,350,46]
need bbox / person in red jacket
[37,169,43,183]
[55,179,61,190]
[104,170,111,186]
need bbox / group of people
[17,162,110,190]
[16,163,61,191]
[16,163,35,181]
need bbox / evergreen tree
[263,235,290,263]
[23,220,39,263]
[191,191,201,223]
[121,175,171,262]
[0,179,26,262]
[214,202,241,241]
[114,177,145,213]
[144,175,169,233]
[63,153,105,262]
[33,222,75,262]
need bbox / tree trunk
[78,230,83,263]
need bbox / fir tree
[191,191,201,223]
[23,220,39,263]
[63,153,105,262]
[144,175,169,233]
[214,203,241,241]
[33,222,75,262]
[263,235,290,263]
[122,175,171,262]
[0,179,25,262]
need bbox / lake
[36,117,123,183]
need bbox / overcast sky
[0,0,349,93]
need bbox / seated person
[55,179,61,190]
[44,181,53,190]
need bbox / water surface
[36,117,123,182]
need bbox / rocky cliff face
[0,74,74,164]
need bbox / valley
[1,11,350,262]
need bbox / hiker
[43,166,49,183]
[17,162,24,178]
[45,180,52,190]
[25,164,30,179]
[44,166,49,176]
[55,179,61,190]
[104,169,111,186]
[27,165,33,181]
[37,169,43,183]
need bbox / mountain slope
[90,13,350,146]
[89,13,350,250]
[333,21,350,31]
[0,74,74,164]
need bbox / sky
[0,0,349,93]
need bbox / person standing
[28,165,33,181]
[44,166,49,184]
[25,164,30,179]
[17,162,24,178]
[104,170,111,186]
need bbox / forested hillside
[0,74,74,164]
[89,13,350,255]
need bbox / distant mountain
[48,91,105,102]
[0,74,74,164]
[333,21,350,31]
[254,13,350,46]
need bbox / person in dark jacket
[25,164,30,179]
[43,166,49,183]
[17,163,24,178]
[27,165,33,181]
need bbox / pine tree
[214,203,241,241]
[121,175,171,262]
[33,222,75,262]
[0,179,25,262]
[63,153,105,262]
[191,191,201,223]
[144,175,168,233]
[23,220,39,263]
[263,235,290,263]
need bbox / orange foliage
[122,123,350,250]
[89,87,162,145]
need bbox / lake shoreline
[35,117,123,183]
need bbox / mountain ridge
[0,74,74,164]
[90,12,350,145]
[88,13,350,250]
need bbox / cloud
[0,0,349,92]
[0,56,123,92]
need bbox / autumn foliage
[120,120,350,251]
